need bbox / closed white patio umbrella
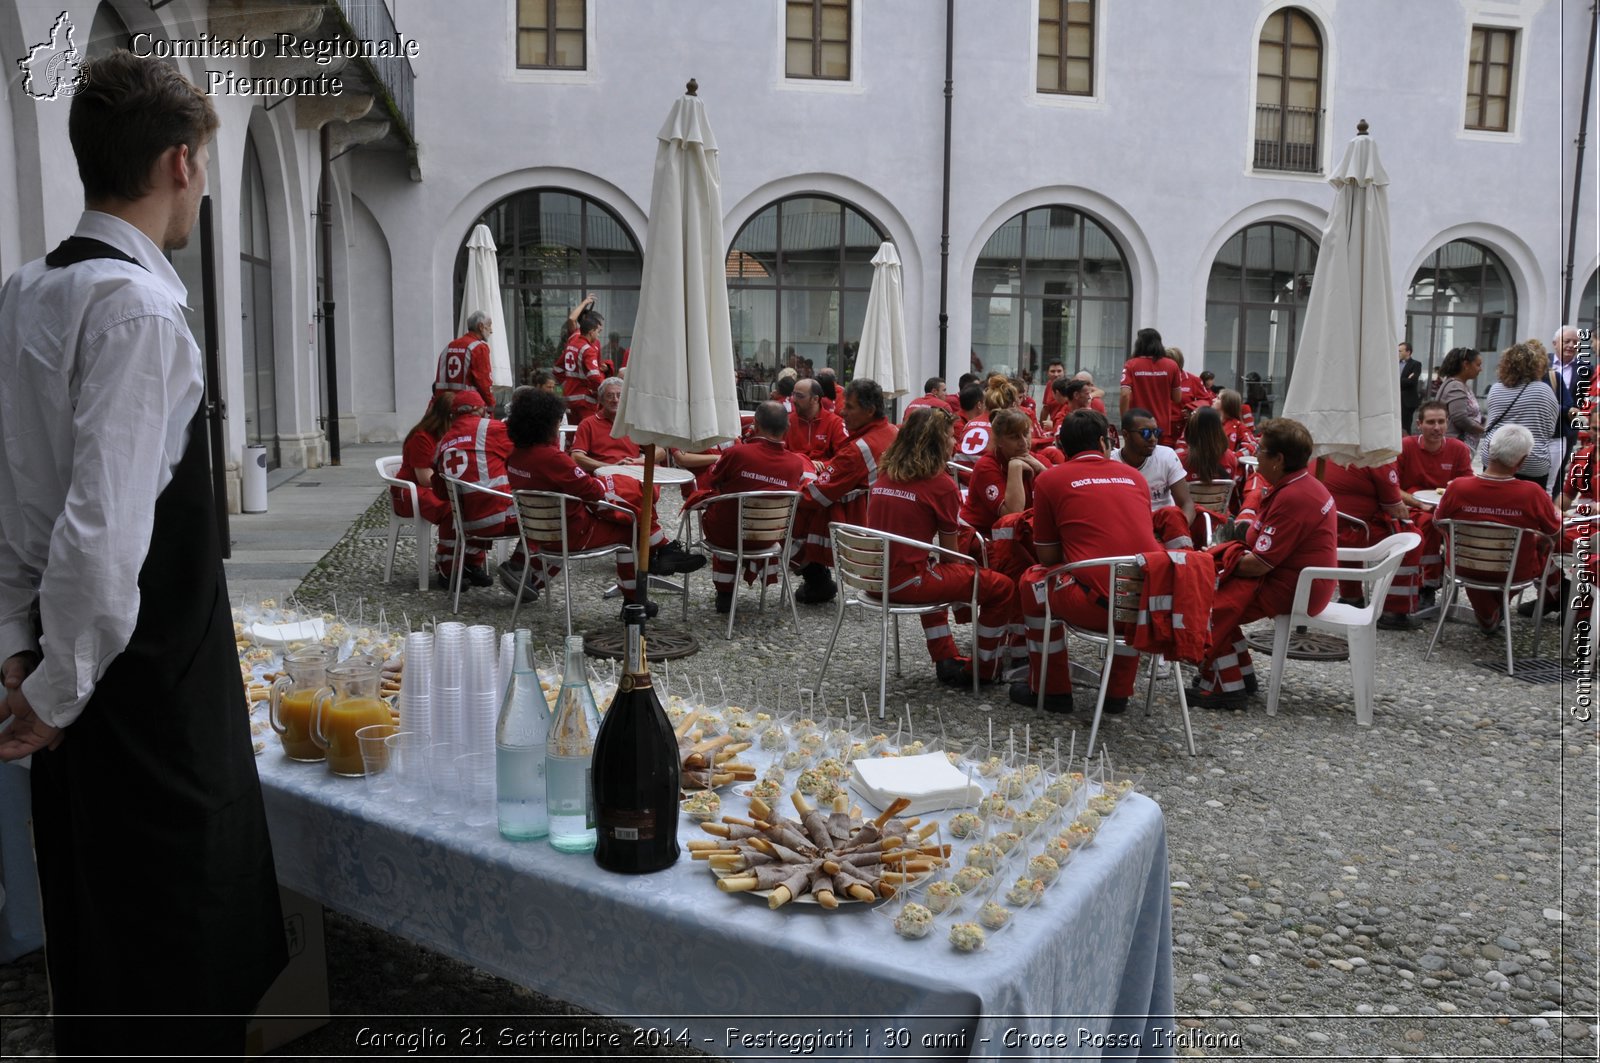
[1281,120,1401,468]
[852,242,910,400]
[458,223,513,389]
[613,79,742,579]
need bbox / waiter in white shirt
[0,51,285,1055]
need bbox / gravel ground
[2,490,1595,1059]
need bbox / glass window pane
[1260,13,1285,44]
[1204,301,1241,389]
[1038,23,1060,58]
[843,210,884,288]
[554,30,584,67]
[1288,44,1318,79]
[786,3,812,37]
[779,198,842,286]
[1066,0,1093,24]
[1065,59,1091,94]
[1288,12,1317,46]
[786,40,813,76]
[1287,78,1318,110]
[554,0,583,29]
[1465,95,1482,128]
[819,41,849,78]
[1490,30,1510,63]
[1469,29,1484,62]
[783,288,838,373]
[1485,97,1507,128]
[1038,58,1060,91]
[1207,234,1243,303]
[518,30,547,66]
[1259,42,1283,77]
[841,288,869,378]
[730,288,778,376]
[1066,24,1091,57]
[820,5,848,38]
[519,0,547,29]
[1040,0,1061,20]
[1487,63,1509,97]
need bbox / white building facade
[2,0,1594,508]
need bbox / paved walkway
[224,443,395,605]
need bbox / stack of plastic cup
[432,622,467,751]
[398,631,434,743]
[464,624,500,758]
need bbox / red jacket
[435,332,494,405]
[784,407,848,463]
[556,330,604,411]
[431,413,513,533]
[1130,549,1215,664]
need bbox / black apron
[29,237,287,1052]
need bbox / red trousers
[1339,518,1422,614]
[525,523,666,599]
[706,530,784,591]
[1020,565,1140,697]
[1194,575,1268,694]
[436,515,515,576]
[892,562,1022,680]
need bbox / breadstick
[872,797,911,828]
[715,874,758,892]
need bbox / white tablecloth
[258,754,1175,1059]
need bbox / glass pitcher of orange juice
[269,647,332,762]
[311,659,394,776]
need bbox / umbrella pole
[638,448,656,609]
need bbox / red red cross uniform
[1433,475,1561,625]
[791,418,898,570]
[1399,434,1475,586]
[430,413,515,577]
[691,437,812,593]
[1022,454,1158,697]
[1223,417,1257,456]
[902,393,950,422]
[1323,459,1422,614]
[505,442,665,601]
[392,424,451,525]
[1196,470,1338,694]
[953,416,992,463]
[556,330,604,421]
[1120,355,1182,435]
[572,412,643,467]
[434,333,494,406]
[867,474,1022,680]
[958,453,1038,580]
[784,408,848,463]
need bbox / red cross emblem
[443,448,469,478]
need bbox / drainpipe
[320,122,341,465]
[1562,1,1597,322]
[936,0,954,379]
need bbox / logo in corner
[19,12,85,101]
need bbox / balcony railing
[1254,104,1321,174]
[329,0,416,159]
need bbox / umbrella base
[584,625,701,661]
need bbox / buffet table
[258,754,1175,1059]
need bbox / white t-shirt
[1108,444,1186,510]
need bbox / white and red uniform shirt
[572,412,642,467]
[1032,452,1157,597]
[435,332,494,405]
[784,407,848,463]
[556,329,604,412]
[699,437,813,548]
[903,393,950,422]
[1120,355,1182,432]
[1246,469,1338,615]
[867,473,962,584]
[394,424,449,523]
[1435,474,1560,583]
[1322,459,1403,523]
[958,451,1022,538]
[431,413,513,533]
[797,417,898,526]
[953,415,993,462]
[1398,435,1474,492]
[1222,416,1257,455]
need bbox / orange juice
[276,689,323,761]
[321,696,394,776]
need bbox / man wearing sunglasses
[1111,408,1196,530]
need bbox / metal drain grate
[1477,657,1567,685]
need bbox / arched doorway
[1405,238,1516,393]
[1203,221,1318,420]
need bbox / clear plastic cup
[357,723,400,793]
[454,751,497,828]
[384,731,426,804]
[424,740,464,816]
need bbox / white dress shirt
[0,212,203,728]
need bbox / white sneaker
[1154,655,1172,679]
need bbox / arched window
[1578,269,1598,335]
[1405,239,1516,392]
[454,189,642,385]
[725,194,886,391]
[239,135,278,468]
[1203,222,1318,422]
[1254,8,1323,173]
[970,206,1132,394]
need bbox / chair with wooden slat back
[375,456,431,591]
[1031,555,1196,757]
[439,469,519,615]
[1424,518,1556,675]
[510,488,638,637]
[678,490,800,639]
[814,522,980,717]
[1187,478,1236,546]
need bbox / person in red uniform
[952,384,992,463]
[392,392,454,526]
[867,408,1022,684]
[555,294,605,424]
[1041,361,1069,428]
[1167,347,1209,437]
[434,311,496,410]
[1010,410,1160,714]
[1189,418,1338,709]
[502,389,703,610]
[1176,405,1241,543]
[949,373,980,415]
[785,378,848,464]
[791,378,899,603]
[571,376,667,473]
[1323,454,1426,628]
[689,402,813,613]
[959,409,1044,580]
[430,390,515,588]
[815,367,840,414]
[1433,424,1560,632]
[1217,389,1257,455]
[1075,371,1109,416]
[903,376,950,422]
[1120,328,1182,437]
[1399,400,1476,604]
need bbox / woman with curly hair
[1478,342,1557,485]
[866,408,1021,686]
[1436,347,1487,446]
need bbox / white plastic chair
[375,456,432,591]
[511,488,639,637]
[815,523,981,717]
[439,471,519,615]
[1424,520,1555,676]
[1033,555,1195,758]
[679,490,801,639]
[1269,531,1420,724]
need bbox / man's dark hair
[577,308,604,334]
[845,377,884,419]
[816,367,838,400]
[1062,379,1087,400]
[1257,418,1313,472]
[958,384,984,413]
[754,400,789,436]
[528,369,554,389]
[1058,409,1110,457]
[923,375,944,394]
[1047,359,1064,372]
[1415,399,1448,421]
[958,372,981,390]
[70,50,219,203]
[1131,328,1165,360]
[506,388,567,448]
[774,375,796,398]
[1120,406,1156,432]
